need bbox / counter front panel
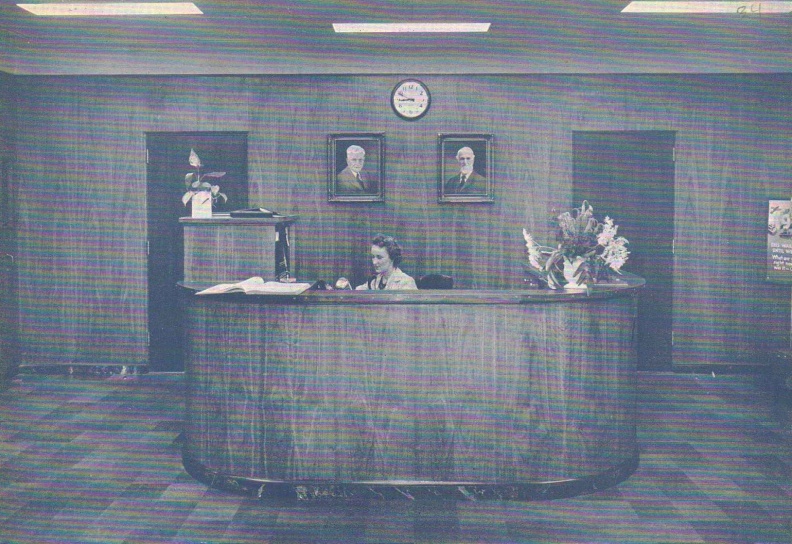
[180,280,642,500]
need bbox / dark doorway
[573,131,675,370]
[0,156,17,384]
[146,132,248,372]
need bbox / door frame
[145,131,248,372]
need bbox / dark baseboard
[670,363,769,374]
[182,449,640,503]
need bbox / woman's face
[370,244,394,276]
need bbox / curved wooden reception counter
[180,276,644,501]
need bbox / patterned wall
[9,74,792,368]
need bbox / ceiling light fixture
[333,23,490,33]
[622,1,792,13]
[17,2,203,16]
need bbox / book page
[196,277,312,296]
[235,277,267,292]
[195,282,239,295]
[246,282,313,295]
[196,276,265,295]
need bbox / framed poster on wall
[767,199,792,283]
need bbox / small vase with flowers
[523,201,630,289]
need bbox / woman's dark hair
[372,234,403,268]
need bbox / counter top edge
[179,215,297,225]
[178,274,644,305]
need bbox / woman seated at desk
[356,234,417,290]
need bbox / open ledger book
[196,277,313,296]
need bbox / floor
[0,371,790,544]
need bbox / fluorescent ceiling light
[17,2,203,16]
[333,23,490,33]
[622,1,792,13]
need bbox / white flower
[522,228,533,246]
[601,236,629,272]
[523,230,543,269]
[597,217,617,246]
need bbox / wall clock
[391,79,431,121]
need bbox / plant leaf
[203,171,226,178]
[185,173,195,186]
[545,250,562,272]
[181,192,193,205]
[189,149,201,168]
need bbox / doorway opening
[0,155,17,383]
[573,130,675,370]
[146,132,248,372]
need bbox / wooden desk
[180,276,644,501]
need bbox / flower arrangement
[181,149,227,207]
[523,201,629,289]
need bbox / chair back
[417,274,454,289]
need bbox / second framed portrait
[328,133,385,202]
[438,133,493,203]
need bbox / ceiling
[0,0,789,75]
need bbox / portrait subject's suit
[444,170,486,194]
[337,167,375,193]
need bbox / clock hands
[396,90,423,99]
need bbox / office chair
[416,274,454,289]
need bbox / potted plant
[523,201,629,289]
[181,149,227,218]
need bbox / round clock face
[391,79,431,120]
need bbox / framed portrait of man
[328,133,385,202]
[437,133,493,203]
